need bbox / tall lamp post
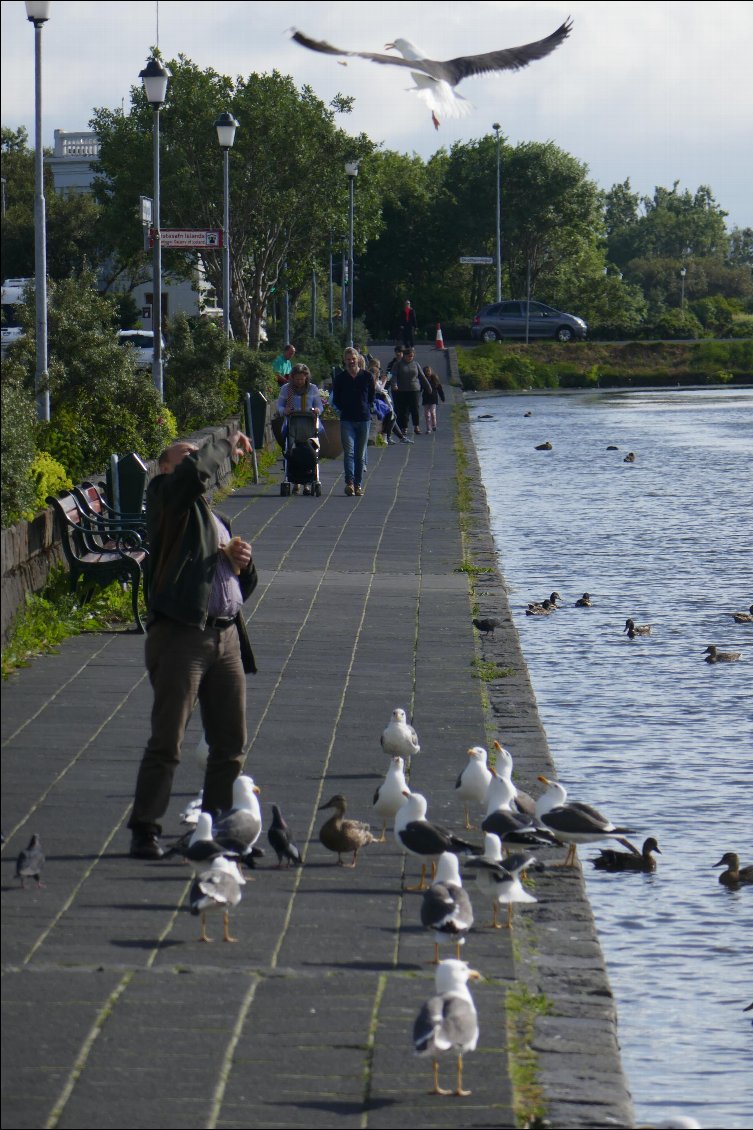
[493,122,502,303]
[26,1,51,422]
[344,161,359,346]
[215,111,239,368]
[680,266,687,309]
[139,56,170,399]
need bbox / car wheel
[555,326,574,342]
[480,328,499,343]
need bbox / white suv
[117,330,166,369]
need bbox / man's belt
[205,615,236,630]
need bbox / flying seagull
[291,19,573,129]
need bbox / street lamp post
[26,1,51,422]
[214,111,239,369]
[680,266,687,309]
[139,56,170,399]
[344,161,359,346]
[493,123,502,303]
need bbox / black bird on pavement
[268,804,303,868]
[16,834,45,888]
[473,617,501,637]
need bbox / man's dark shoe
[130,831,164,860]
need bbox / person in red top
[398,300,417,348]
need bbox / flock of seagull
[15,673,750,1096]
[166,701,705,1098]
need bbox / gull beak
[385,42,395,50]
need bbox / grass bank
[457,338,753,391]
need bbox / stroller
[280,411,322,497]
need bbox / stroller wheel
[313,483,322,497]
[280,482,291,496]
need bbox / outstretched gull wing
[292,29,415,67]
[292,19,572,88]
[441,18,572,85]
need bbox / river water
[469,387,753,1130]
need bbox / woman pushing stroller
[276,363,324,495]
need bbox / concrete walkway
[1,346,633,1130]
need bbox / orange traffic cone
[434,322,445,350]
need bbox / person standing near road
[398,300,417,348]
[128,431,257,860]
[332,346,374,497]
[390,345,430,436]
[272,343,296,387]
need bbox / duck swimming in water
[714,852,753,887]
[726,604,753,624]
[624,618,651,637]
[528,592,561,612]
[623,451,636,463]
[704,645,742,664]
[575,592,592,607]
[534,441,553,451]
[592,836,660,872]
[526,600,555,616]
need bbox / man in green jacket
[128,431,257,860]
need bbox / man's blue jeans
[340,419,369,487]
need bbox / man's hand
[224,536,252,575]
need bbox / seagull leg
[405,863,428,891]
[485,902,502,929]
[564,844,578,867]
[455,1053,471,1097]
[377,822,387,844]
[506,901,513,929]
[431,942,440,965]
[429,1059,452,1096]
[222,910,237,944]
[198,912,212,944]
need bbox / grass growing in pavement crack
[505,982,553,1128]
[472,658,515,681]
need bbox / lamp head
[139,57,170,109]
[215,111,239,150]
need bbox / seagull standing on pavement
[455,746,492,829]
[395,791,479,891]
[381,708,420,759]
[413,959,481,1096]
[373,756,409,841]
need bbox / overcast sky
[2,0,751,232]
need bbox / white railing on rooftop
[53,130,100,158]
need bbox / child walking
[421,366,445,433]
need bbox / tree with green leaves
[8,273,175,482]
[1,126,105,282]
[91,58,382,347]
